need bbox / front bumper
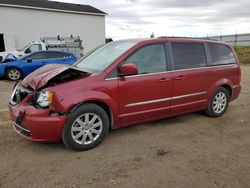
[9,102,68,143]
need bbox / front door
[118,43,172,125]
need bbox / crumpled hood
[21,64,89,90]
[0,51,22,57]
[0,51,20,62]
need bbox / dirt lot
[0,66,250,188]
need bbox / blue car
[0,51,77,80]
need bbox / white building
[0,0,106,53]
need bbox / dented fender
[51,89,120,126]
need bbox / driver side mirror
[27,58,32,63]
[119,63,138,76]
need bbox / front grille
[9,83,32,106]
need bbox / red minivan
[9,38,241,151]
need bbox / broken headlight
[36,91,53,108]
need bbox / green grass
[234,46,250,64]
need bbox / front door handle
[159,78,170,82]
[175,75,185,80]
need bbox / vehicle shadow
[6,110,206,153]
[0,76,6,80]
[110,111,205,133]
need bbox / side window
[207,43,236,65]
[124,44,167,74]
[24,44,42,54]
[171,43,206,70]
[28,52,47,60]
[46,52,69,59]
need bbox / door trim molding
[126,97,171,107]
[125,91,207,107]
[172,91,207,100]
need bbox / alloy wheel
[212,92,227,114]
[71,113,103,145]
[8,69,21,80]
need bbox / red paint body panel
[118,73,172,125]
[8,38,241,143]
[170,68,213,115]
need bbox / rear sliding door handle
[175,75,185,80]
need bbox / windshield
[75,41,138,72]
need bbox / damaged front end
[9,64,91,142]
[10,64,90,109]
[22,64,90,90]
[9,83,33,106]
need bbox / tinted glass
[208,43,236,65]
[172,43,206,70]
[46,52,69,59]
[28,52,47,60]
[124,44,167,74]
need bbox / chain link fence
[208,33,250,46]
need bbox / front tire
[6,68,22,81]
[205,87,230,117]
[62,103,109,151]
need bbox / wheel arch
[208,79,233,101]
[5,66,23,75]
[220,84,232,99]
[5,66,24,80]
[66,100,115,130]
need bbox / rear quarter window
[171,43,206,70]
[207,43,236,66]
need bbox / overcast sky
[52,0,250,40]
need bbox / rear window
[207,43,236,65]
[171,43,206,70]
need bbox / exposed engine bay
[41,68,88,89]
[21,64,90,90]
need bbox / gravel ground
[0,66,249,188]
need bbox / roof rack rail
[157,36,218,41]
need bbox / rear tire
[205,87,230,117]
[6,68,22,81]
[62,103,109,151]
